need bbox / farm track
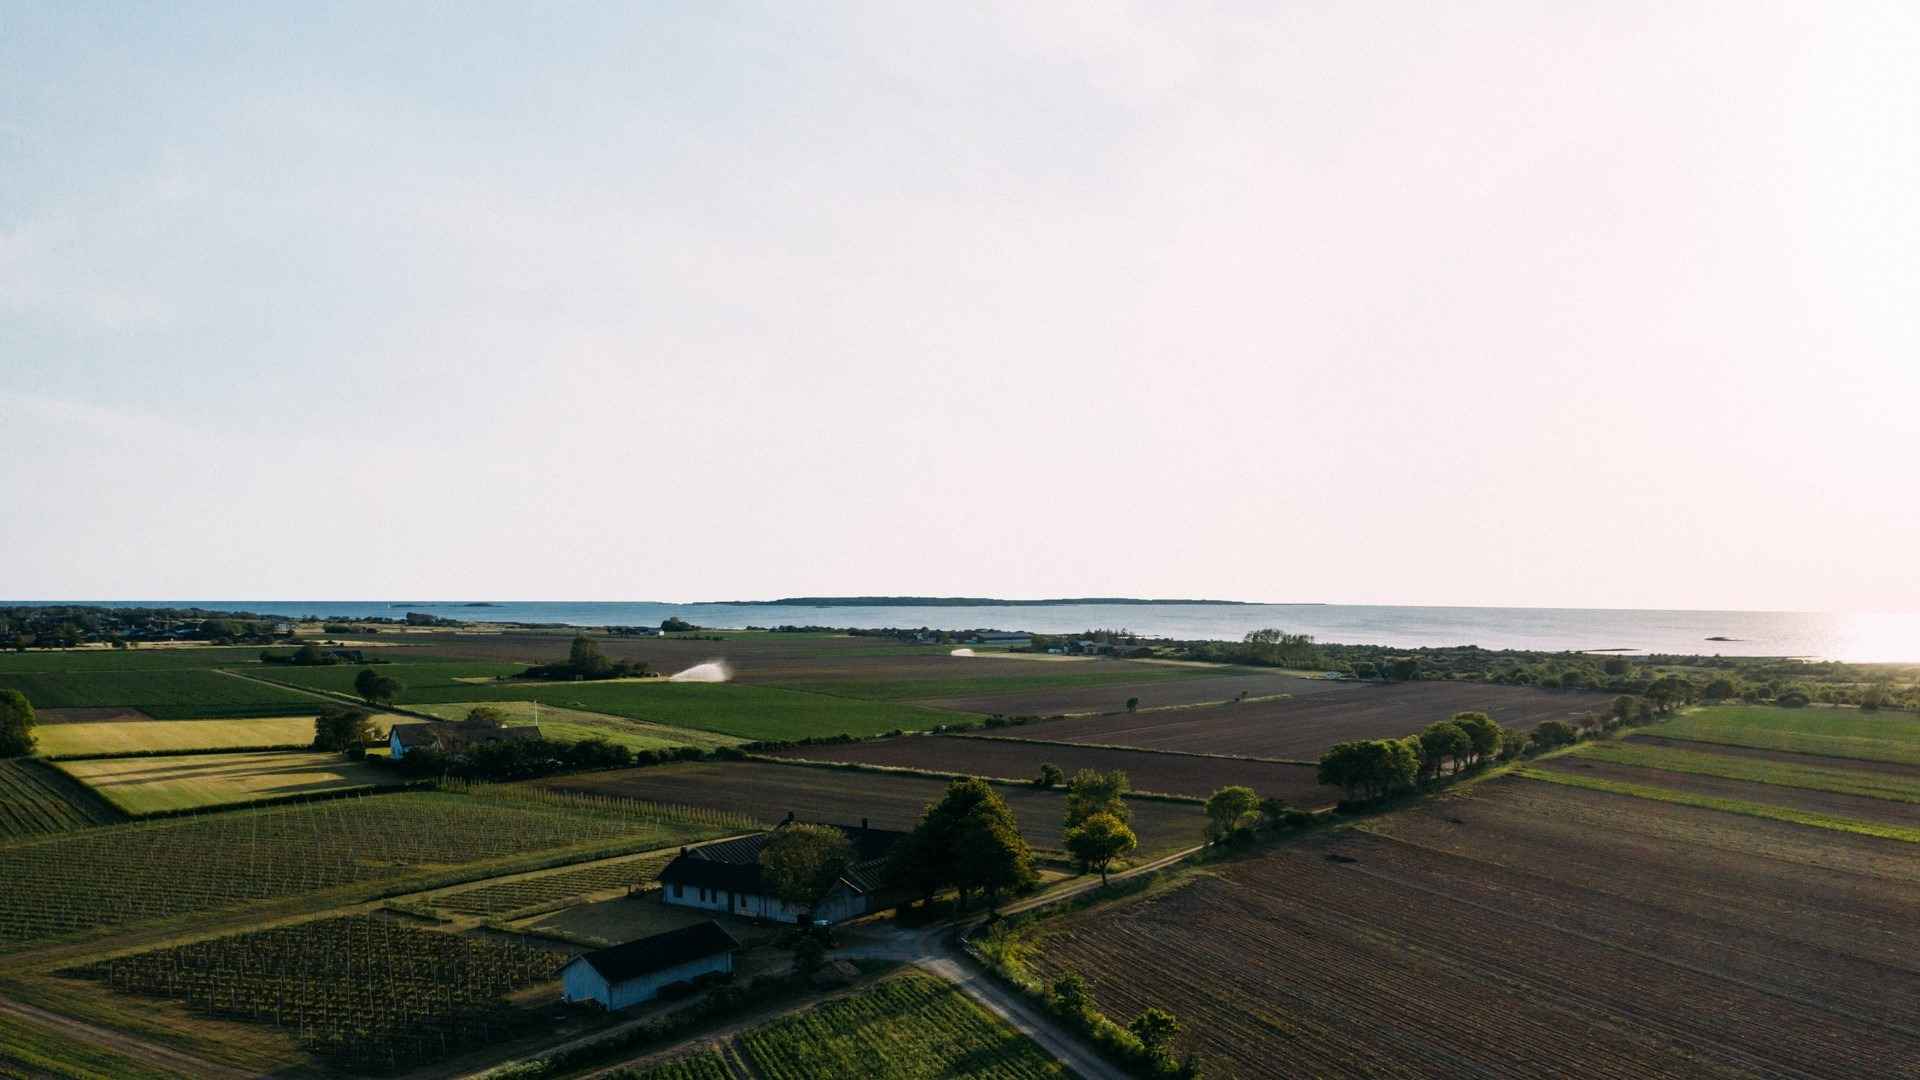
[0,992,248,1080]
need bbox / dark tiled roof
[657,821,908,897]
[575,920,739,985]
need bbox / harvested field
[916,671,1346,716]
[32,716,336,756]
[1651,704,1920,766]
[993,682,1609,759]
[1014,775,1920,1078]
[765,735,1338,806]
[538,761,1208,858]
[0,758,123,838]
[1536,755,1920,829]
[55,751,406,814]
[0,670,319,720]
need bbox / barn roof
[574,920,739,985]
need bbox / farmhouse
[560,919,739,1010]
[658,817,908,924]
[387,713,544,759]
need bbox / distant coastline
[725,596,1284,608]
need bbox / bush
[1776,690,1811,708]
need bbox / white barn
[560,920,740,1011]
[657,818,909,925]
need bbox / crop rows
[0,790,741,946]
[67,915,564,1072]
[0,759,120,839]
[739,973,1063,1078]
[435,852,674,916]
[617,1053,732,1079]
[0,670,319,719]
[1021,778,1920,1078]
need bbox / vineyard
[0,789,750,946]
[0,758,122,839]
[434,851,675,916]
[617,1054,732,1079]
[736,974,1066,1078]
[66,915,566,1072]
[1014,775,1920,1078]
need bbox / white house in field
[560,920,740,1010]
[656,816,909,925]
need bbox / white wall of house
[561,952,733,1010]
[661,882,868,924]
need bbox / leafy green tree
[1418,721,1471,779]
[1066,768,1131,827]
[354,668,402,706]
[0,690,36,757]
[1611,695,1637,722]
[1034,763,1065,788]
[1448,711,1501,767]
[1386,656,1420,681]
[1702,678,1736,702]
[1317,739,1418,802]
[1203,786,1259,842]
[1257,796,1293,829]
[891,777,1036,908]
[1129,1007,1181,1062]
[1050,973,1094,1020]
[567,634,612,677]
[312,707,373,754]
[1065,811,1136,884]
[758,824,854,914]
[1530,719,1579,750]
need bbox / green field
[54,751,405,814]
[0,759,123,839]
[785,666,1217,703]
[619,1054,731,1080]
[410,701,747,751]
[1652,706,1920,765]
[0,1009,185,1080]
[32,717,331,757]
[1516,767,1920,844]
[0,788,749,947]
[236,660,529,700]
[1581,740,1920,804]
[0,647,287,672]
[0,670,319,720]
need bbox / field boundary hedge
[741,754,1206,806]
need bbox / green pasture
[32,717,333,757]
[55,752,405,814]
[783,665,1216,703]
[1583,740,1920,804]
[0,670,319,719]
[237,660,528,700]
[1517,767,1920,844]
[1651,705,1920,766]
[410,701,746,751]
[0,646,278,672]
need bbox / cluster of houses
[559,815,908,1010]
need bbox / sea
[27,601,1920,664]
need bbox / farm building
[560,919,740,1010]
[658,817,909,924]
[388,713,544,759]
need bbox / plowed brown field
[763,735,1338,805]
[1021,775,1920,1078]
[992,682,1609,759]
[538,760,1208,858]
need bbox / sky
[3,2,1917,611]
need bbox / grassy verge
[1514,767,1920,843]
[1579,741,1920,803]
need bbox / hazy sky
[4,2,1916,610]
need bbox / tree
[1702,678,1736,702]
[1602,657,1631,676]
[1448,712,1501,767]
[0,690,36,757]
[1386,656,1420,682]
[1203,786,1259,842]
[758,824,854,915]
[312,707,373,755]
[354,668,401,706]
[1125,696,1140,713]
[1034,763,1064,788]
[891,778,1037,909]
[567,635,611,677]
[1611,695,1637,722]
[1066,769,1131,827]
[1317,739,1418,802]
[1065,811,1136,884]
[1530,720,1579,750]
[1645,676,1694,715]
[1129,1007,1181,1063]
[1050,973,1094,1020]
[1257,796,1293,829]
[660,617,697,632]
[1418,721,1471,779]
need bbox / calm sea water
[34,601,1920,663]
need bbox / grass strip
[1580,741,1920,804]
[1515,767,1920,844]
